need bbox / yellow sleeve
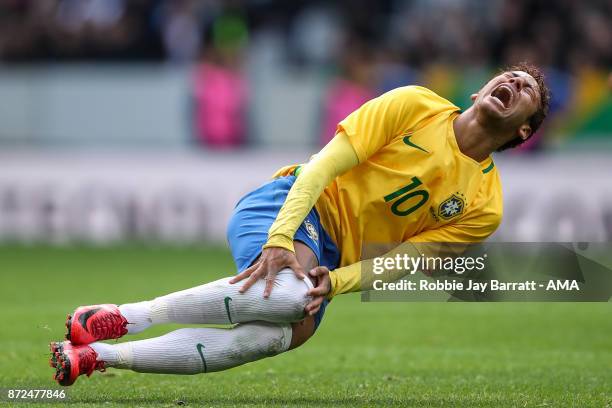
[338,86,458,162]
[263,131,359,252]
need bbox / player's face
[472,71,541,131]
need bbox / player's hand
[229,247,305,298]
[305,266,331,316]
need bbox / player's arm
[305,239,454,315]
[325,227,483,298]
[230,131,359,296]
[263,131,358,252]
[306,205,502,308]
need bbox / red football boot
[49,341,105,386]
[65,304,128,345]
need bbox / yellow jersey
[274,86,503,268]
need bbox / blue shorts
[226,176,340,330]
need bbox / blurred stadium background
[0,0,610,246]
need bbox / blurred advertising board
[0,152,609,244]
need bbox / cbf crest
[438,193,465,220]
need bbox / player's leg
[51,176,336,384]
[50,322,292,385]
[66,268,313,344]
[65,177,331,346]
[65,251,314,345]
[287,242,318,349]
[50,243,320,385]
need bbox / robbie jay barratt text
[371,279,581,292]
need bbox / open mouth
[490,84,514,109]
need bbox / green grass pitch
[0,245,610,407]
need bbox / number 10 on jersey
[384,177,429,216]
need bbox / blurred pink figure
[321,78,374,145]
[193,62,248,148]
[321,41,375,146]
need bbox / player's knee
[229,322,290,360]
[272,268,312,322]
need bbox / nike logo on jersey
[403,134,428,153]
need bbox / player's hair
[496,62,550,151]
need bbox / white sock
[119,268,312,334]
[90,322,292,374]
